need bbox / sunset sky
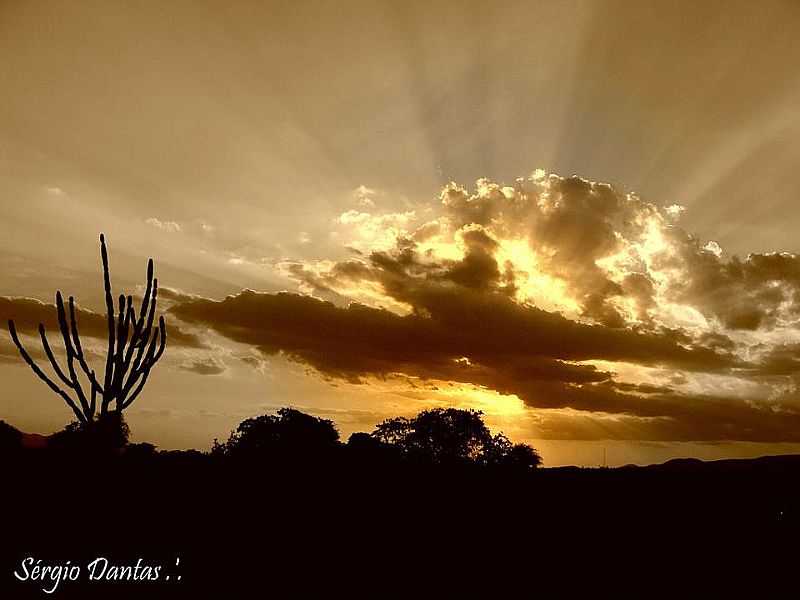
[3,0,800,466]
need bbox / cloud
[703,241,723,258]
[523,398,800,443]
[434,175,675,327]
[0,296,206,349]
[157,286,203,305]
[336,209,416,252]
[167,169,800,442]
[277,263,348,306]
[44,186,66,197]
[171,290,735,376]
[353,185,378,208]
[178,356,227,376]
[0,331,45,364]
[237,351,270,374]
[746,343,800,377]
[145,217,182,233]
[167,289,780,440]
[664,204,686,219]
[290,172,800,336]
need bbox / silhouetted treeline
[206,407,541,474]
[4,407,540,471]
[3,410,800,597]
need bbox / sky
[3,0,800,466]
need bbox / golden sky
[3,0,800,466]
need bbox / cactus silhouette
[7,234,167,423]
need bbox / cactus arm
[119,319,166,409]
[109,295,131,399]
[89,369,97,416]
[67,296,104,395]
[130,279,159,374]
[121,367,151,409]
[38,324,73,389]
[121,325,164,409]
[118,324,160,408]
[8,320,87,423]
[56,292,91,419]
[100,233,116,414]
[151,316,167,364]
[136,259,154,334]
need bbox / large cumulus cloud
[167,170,800,442]
[394,172,800,333]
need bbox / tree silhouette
[7,234,167,428]
[373,408,492,463]
[482,432,542,470]
[217,408,340,460]
[504,442,542,470]
[372,408,541,468]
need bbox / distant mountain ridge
[547,453,800,472]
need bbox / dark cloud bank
[0,295,206,361]
[169,279,800,445]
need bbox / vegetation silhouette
[209,406,541,474]
[6,233,166,449]
[0,419,22,453]
[372,407,541,469]
[48,412,131,453]
[212,408,340,462]
[3,404,800,595]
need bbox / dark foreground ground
[3,450,800,597]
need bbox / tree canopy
[371,408,541,469]
[214,407,340,460]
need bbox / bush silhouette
[0,419,23,452]
[48,411,130,452]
